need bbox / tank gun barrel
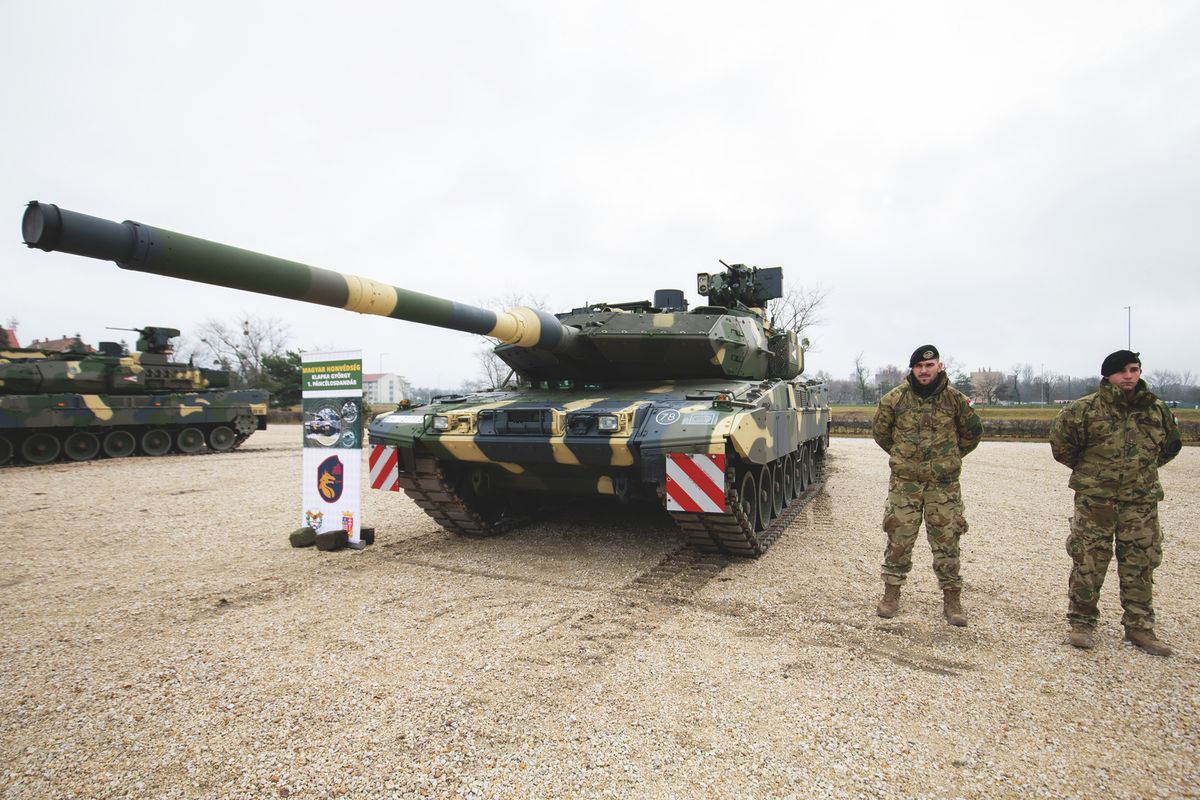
[21,202,578,352]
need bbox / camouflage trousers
[881,477,967,590]
[1067,493,1162,630]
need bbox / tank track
[668,456,826,557]
[397,457,512,537]
[0,422,255,468]
[404,452,825,556]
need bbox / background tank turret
[20,201,827,555]
[1,320,268,466]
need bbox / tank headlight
[597,414,619,432]
[432,415,450,431]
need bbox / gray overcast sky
[3,1,1198,387]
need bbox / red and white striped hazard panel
[368,445,401,492]
[665,453,726,513]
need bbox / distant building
[969,368,1004,385]
[27,332,96,353]
[364,372,411,407]
[969,367,1006,404]
[1,319,19,348]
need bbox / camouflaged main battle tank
[20,201,828,555]
[0,322,268,466]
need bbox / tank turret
[21,202,802,382]
[0,326,229,395]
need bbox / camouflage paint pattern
[1067,494,1162,630]
[1,338,267,466]
[1052,378,1179,629]
[1,389,267,433]
[370,378,830,500]
[881,478,966,589]
[21,203,803,382]
[22,201,574,353]
[872,373,981,587]
[872,373,982,483]
[1050,379,1182,503]
[19,202,827,551]
[1,348,228,394]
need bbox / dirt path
[2,428,1196,799]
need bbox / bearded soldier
[1050,350,1182,656]
[872,345,983,625]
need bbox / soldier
[1050,350,1182,656]
[872,345,983,625]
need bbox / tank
[0,321,268,466]
[20,201,828,555]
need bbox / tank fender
[727,407,777,464]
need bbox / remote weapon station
[20,201,827,555]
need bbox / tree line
[177,318,302,408]
[816,354,1200,405]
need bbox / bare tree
[183,316,291,389]
[768,283,830,349]
[471,292,550,390]
[974,371,1006,404]
[1003,363,1033,404]
[852,352,873,404]
[1018,363,1036,402]
[1037,370,1058,404]
[1145,369,1182,400]
[875,364,905,396]
[463,348,516,392]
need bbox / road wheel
[737,469,758,533]
[770,460,785,518]
[795,444,808,490]
[781,454,796,501]
[22,432,60,465]
[64,431,101,461]
[208,426,236,452]
[233,414,257,437]
[176,427,205,454]
[0,436,12,466]
[103,430,136,458]
[757,464,774,528]
[141,429,172,456]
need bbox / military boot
[876,583,901,618]
[1067,624,1095,650]
[942,589,967,627]
[1124,628,1173,657]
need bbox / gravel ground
[1,427,1197,800]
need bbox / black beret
[909,344,939,368]
[1101,350,1140,377]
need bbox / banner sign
[300,351,363,543]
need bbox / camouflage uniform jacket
[1049,379,1182,503]
[872,373,983,483]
